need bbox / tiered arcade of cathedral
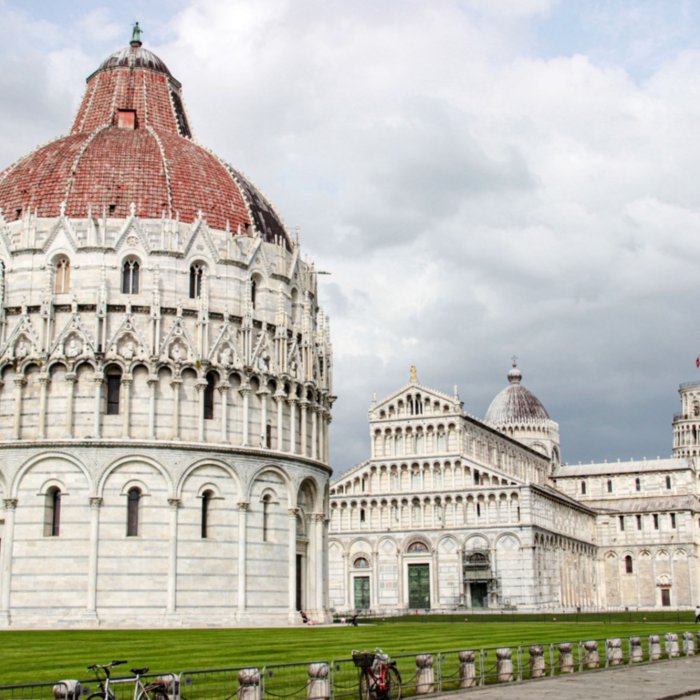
[0,29,333,628]
[329,366,700,613]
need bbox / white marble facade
[329,367,700,613]
[0,211,333,628]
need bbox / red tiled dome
[0,36,291,249]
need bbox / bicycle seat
[131,668,149,675]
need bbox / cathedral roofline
[554,457,690,477]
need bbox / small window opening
[636,514,642,530]
[201,489,213,539]
[653,513,659,529]
[266,423,272,448]
[476,503,481,517]
[619,515,625,531]
[666,475,672,489]
[44,487,61,537]
[262,494,271,542]
[580,480,586,495]
[607,479,613,493]
[54,257,70,293]
[625,555,633,574]
[251,278,257,309]
[635,477,641,492]
[671,512,677,529]
[189,264,204,299]
[109,204,116,215]
[106,367,122,415]
[127,487,141,536]
[203,372,216,420]
[121,259,140,294]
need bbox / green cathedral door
[354,576,370,610]
[408,563,430,609]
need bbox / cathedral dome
[484,361,550,424]
[0,33,290,247]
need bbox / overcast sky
[1,0,699,474]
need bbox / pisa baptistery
[0,28,333,628]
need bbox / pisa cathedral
[0,30,333,628]
[328,366,700,613]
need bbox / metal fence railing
[1,630,699,700]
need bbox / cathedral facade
[328,367,700,613]
[0,32,333,628]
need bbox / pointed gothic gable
[371,382,462,419]
[287,245,301,281]
[251,325,276,374]
[105,310,150,363]
[1,312,42,361]
[209,320,244,370]
[42,216,80,254]
[182,216,221,262]
[287,337,302,380]
[113,212,152,254]
[50,308,97,360]
[159,314,197,364]
[244,237,274,279]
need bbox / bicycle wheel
[384,666,402,700]
[136,688,169,700]
[87,693,115,700]
[359,671,375,700]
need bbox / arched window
[625,555,633,574]
[635,477,641,492]
[262,494,271,542]
[54,257,70,293]
[201,489,213,539]
[127,487,141,536]
[189,263,204,299]
[121,258,140,294]
[203,371,216,420]
[407,541,429,553]
[250,278,257,309]
[44,486,61,537]
[580,480,586,495]
[354,557,370,569]
[105,365,122,415]
[606,479,613,493]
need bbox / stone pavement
[448,656,700,700]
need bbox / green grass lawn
[0,616,696,686]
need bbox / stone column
[259,386,269,448]
[12,376,25,439]
[219,382,229,443]
[397,551,404,608]
[86,497,102,616]
[275,391,285,451]
[311,407,318,460]
[371,550,379,611]
[289,398,297,454]
[529,645,545,678]
[496,648,513,683]
[313,513,326,613]
[306,663,330,700]
[0,498,18,621]
[241,386,250,446]
[167,498,180,615]
[415,655,434,694]
[683,632,695,656]
[38,372,49,439]
[558,643,573,673]
[238,501,249,611]
[300,399,308,456]
[458,651,476,688]
[630,636,643,662]
[649,634,662,661]
[237,668,261,700]
[342,551,351,610]
[288,508,298,619]
[64,372,76,437]
[196,380,206,442]
[147,375,158,439]
[121,375,132,438]
[171,377,182,440]
[583,640,599,668]
[666,632,680,658]
[93,373,103,439]
[607,638,623,665]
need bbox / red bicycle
[352,649,402,700]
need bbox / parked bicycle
[352,649,402,700]
[85,660,172,700]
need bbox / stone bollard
[238,668,261,700]
[558,643,574,673]
[629,637,643,663]
[607,638,623,666]
[649,635,662,661]
[583,640,599,669]
[529,645,546,678]
[415,654,434,695]
[458,651,476,688]
[496,648,513,683]
[307,663,330,700]
[666,633,680,658]
[683,632,695,656]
